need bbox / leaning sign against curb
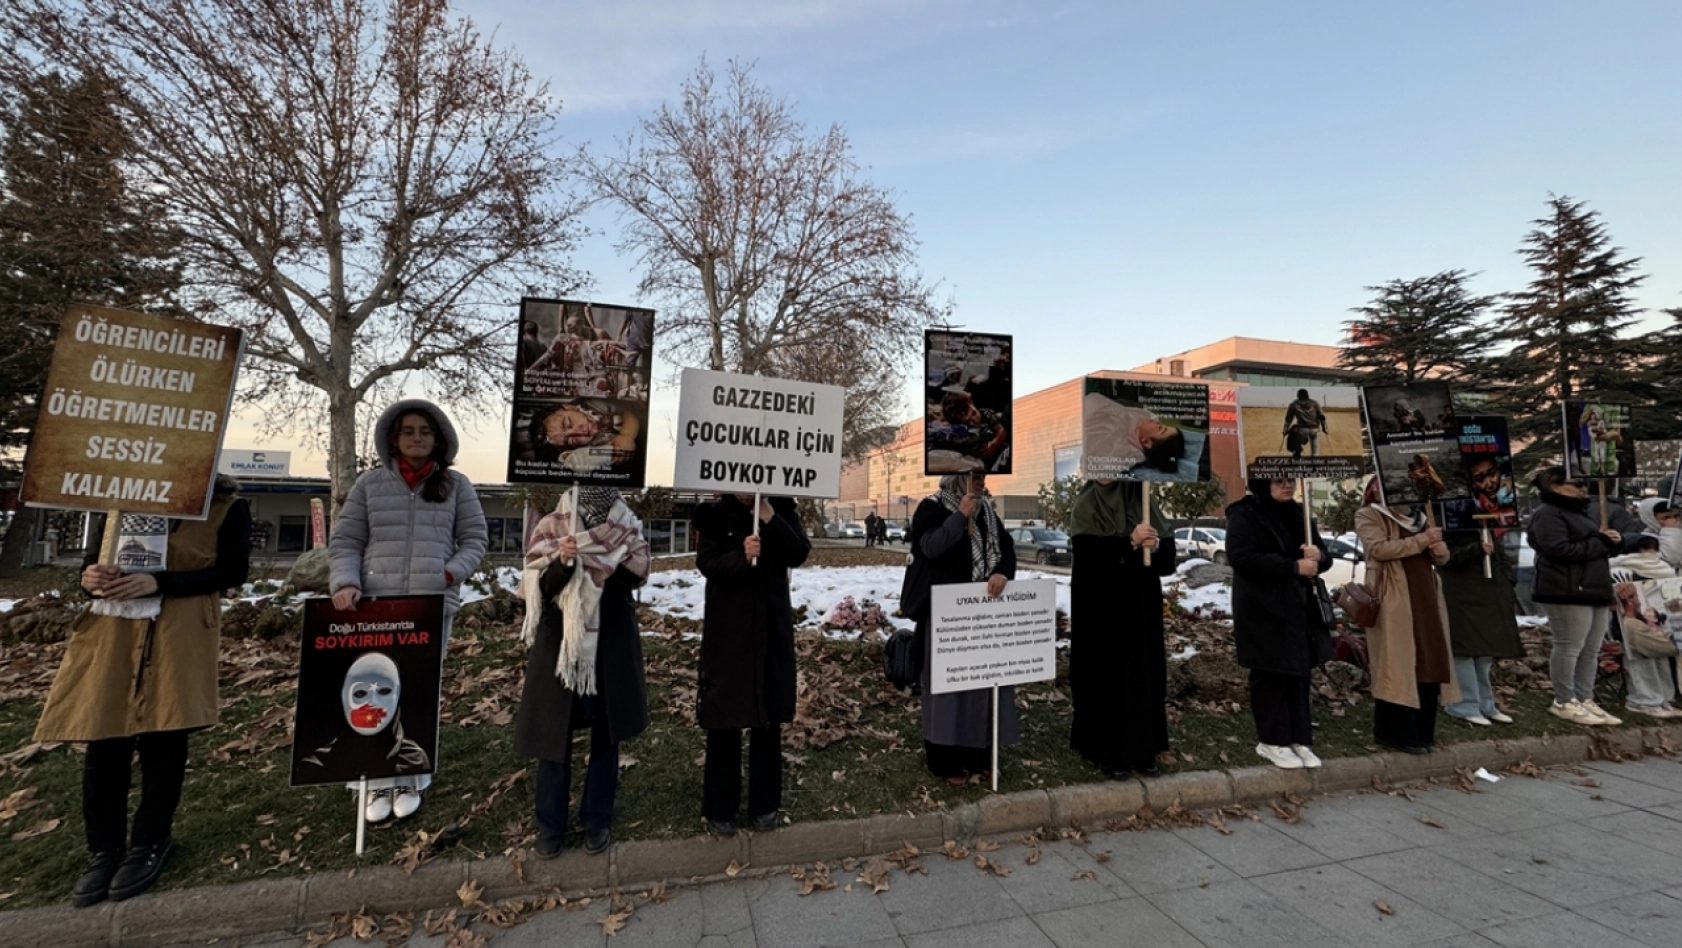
[929,578,1057,694]
[673,368,846,497]
[21,304,243,518]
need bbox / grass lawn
[0,558,1635,911]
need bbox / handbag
[883,626,924,690]
[1335,581,1381,628]
[1311,576,1338,630]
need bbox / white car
[840,522,866,539]
[1320,536,1367,589]
[884,524,906,542]
[1173,527,1227,564]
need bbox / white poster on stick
[929,579,1058,695]
[673,368,846,498]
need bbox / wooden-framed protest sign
[290,595,446,788]
[1080,377,1211,482]
[1360,380,1467,511]
[1561,400,1635,480]
[673,368,846,498]
[507,297,656,488]
[21,304,243,518]
[1236,386,1366,481]
[923,330,1013,476]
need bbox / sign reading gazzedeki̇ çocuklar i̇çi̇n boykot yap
[672,368,847,497]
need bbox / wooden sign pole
[1141,482,1153,568]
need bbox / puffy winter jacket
[328,399,489,616]
[1527,491,1616,606]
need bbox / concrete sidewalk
[241,754,1682,948]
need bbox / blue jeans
[1444,656,1497,719]
[534,718,618,848]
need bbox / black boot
[109,839,174,902]
[72,851,123,908]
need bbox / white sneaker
[391,789,424,820]
[1549,700,1596,726]
[1291,745,1323,768]
[1256,743,1304,769]
[1581,700,1622,726]
[1630,705,1682,720]
[1489,711,1515,724]
[364,788,393,823]
[1464,715,1493,726]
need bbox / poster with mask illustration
[290,595,445,787]
[508,296,655,488]
[924,330,1013,475]
[1360,380,1468,508]
[1442,416,1518,533]
[1080,377,1211,482]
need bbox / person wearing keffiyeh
[903,473,1019,785]
[512,488,651,858]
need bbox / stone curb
[7,725,1680,947]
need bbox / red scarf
[397,456,435,491]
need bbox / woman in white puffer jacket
[329,398,488,822]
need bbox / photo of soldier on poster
[1081,377,1211,482]
[924,330,1012,475]
[1442,416,1518,533]
[1360,380,1468,508]
[291,596,446,787]
[509,297,654,488]
[1236,386,1366,481]
[1562,400,1635,479]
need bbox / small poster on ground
[923,331,1013,476]
[1442,416,1519,533]
[507,297,655,488]
[290,596,446,787]
[1360,380,1468,508]
[1561,400,1635,480]
[673,368,847,498]
[1236,386,1366,481]
[1613,578,1682,657]
[929,579,1058,695]
[1080,377,1211,482]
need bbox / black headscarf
[1246,479,1307,549]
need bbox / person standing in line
[1226,479,1333,769]
[1067,478,1177,778]
[1528,466,1623,727]
[329,399,488,822]
[515,488,651,857]
[1438,517,1525,727]
[37,477,251,907]
[692,494,810,835]
[905,473,1019,784]
[1354,478,1460,753]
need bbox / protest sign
[673,368,846,497]
[1613,578,1682,659]
[923,330,1013,475]
[507,297,655,488]
[1443,416,1519,533]
[1080,377,1211,482]
[1636,440,1682,481]
[22,304,243,518]
[1236,386,1366,481]
[928,579,1057,695]
[1360,380,1467,508]
[290,595,446,787]
[1562,400,1635,479]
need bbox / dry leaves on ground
[9,817,59,841]
[791,862,837,896]
[1418,815,1446,829]
[598,891,635,937]
[1375,899,1396,916]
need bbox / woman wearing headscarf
[1610,536,1682,719]
[1354,478,1459,753]
[1067,478,1176,777]
[1226,479,1333,769]
[328,399,488,822]
[36,477,250,907]
[515,488,652,856]
[1528,466,1622,726]
[1438,501,1525,727]
[692,494,811,835]
[906,473,1018,785]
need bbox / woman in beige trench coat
[1354,479,1459,754]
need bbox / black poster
[290,596,446,787]
[1360,380,1467,508]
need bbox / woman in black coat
[1528,466,1622,727]
[1226,479,1332,770]
[693,495,811,835]
[514,489,651,857]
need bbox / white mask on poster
[341,652,401,736]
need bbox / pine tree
[1492,196,1653,469]
[1338,270,1496,391]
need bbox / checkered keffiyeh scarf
[935,474,1001,581]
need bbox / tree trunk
[0,508,41,579]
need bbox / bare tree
[578,59,945,454]
[0,0,584,511]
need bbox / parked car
[840,521,866,539]
[1011,527,1071,565]
[1320,536,1367,589]
[1173,527,1227,564]
[884,523,906,542]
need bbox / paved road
[254,756,1682,948]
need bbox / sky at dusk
[225,0,1682,484]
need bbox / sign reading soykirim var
[21,304,244,519]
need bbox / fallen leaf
[725,859,744,878]
[1025,848,1042,865]
[1418,816,1446,829]
[942,840,970,860]
[1374,899,1395,916]
[856,858,892,894]
[10,817,60,841]
[1071,870,1096,881]
[457,879,484,908]
[974,839,999,852]
[973,855,1010,877]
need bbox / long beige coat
[1354,506,1460,709]
[34,495,236,742]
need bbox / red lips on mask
[350,704,388,729]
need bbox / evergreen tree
[1338,270,1496,391]
[1492,195,1653,469]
